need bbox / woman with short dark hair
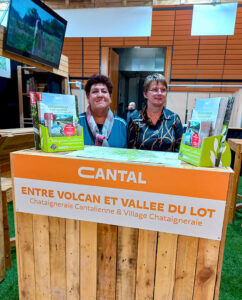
[127,73,183,152]
[79,74,127,147]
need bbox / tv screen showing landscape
[4,0,67,68]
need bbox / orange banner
[12,153,230,200]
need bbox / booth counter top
[11,148,233,300]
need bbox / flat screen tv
[4,0,67,68]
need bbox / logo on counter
[50,144,57,151]
[78,167,147,184]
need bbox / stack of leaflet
[179,96,235,167]
[30,92,84,152]
[183,97,234,150]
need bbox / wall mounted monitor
[4,0,67,68]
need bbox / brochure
[191,97,221,136]
[182,120,211,149]
[32,92,84,152]
[36,92,82,138]
[179,96,235,167]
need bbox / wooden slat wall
[62,38,83,78]
[84,38,100,77]
[62,3,242,93]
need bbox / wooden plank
[197,59,225,65]
[152,27,175,33]
[152,20,175,26]
[10,237,16,248]
[229,143,241,223]
[164,46,172,86]
[97,224,117,300]
[109,49,119,113]
[171,70,197,76]
[0,176,5,282]
[80,221,97,300]
[196,69,223,75]
[152,10,175,16]
[173,236,199,300]
[116,227,138,300]
[226,54,242,59]
[33,215,51,300]
[124,41,149,46]
[135,229,157,300]
[223,74,242,80]
[154,233,178,300]
[173,49,199,55]
[223,69,242,75]
[149,36,174,41]
[152,14,175,21]
[66,219,80,299]
[200,39,226,45]
[16,213,36,299]
[0,128,34,136]
[224,59,242,64]
[197,64,224,70]
[197,74,224,80]
[101,47,109,76]
[199,44,226,50]
[2,189,11,269]
[214,173,234,300]
[49,217,67,300]
[1,177,12,202]
[148,41,173,47]
[193,239,220,300]
[224,64,242,69]
[172,65,197,70]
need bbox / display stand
[11,149,233,300]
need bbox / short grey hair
[143,73,168,93]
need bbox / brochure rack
[11,149,233,300]
[179,135,231,167]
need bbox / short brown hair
[85,74,113,95]
[143,73,168,93]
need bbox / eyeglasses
[148,89,167,94]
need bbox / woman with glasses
[79,74,127,147]
[127,73,183,152]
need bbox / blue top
[79,112,127,148]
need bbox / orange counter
[11,149,233,300]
